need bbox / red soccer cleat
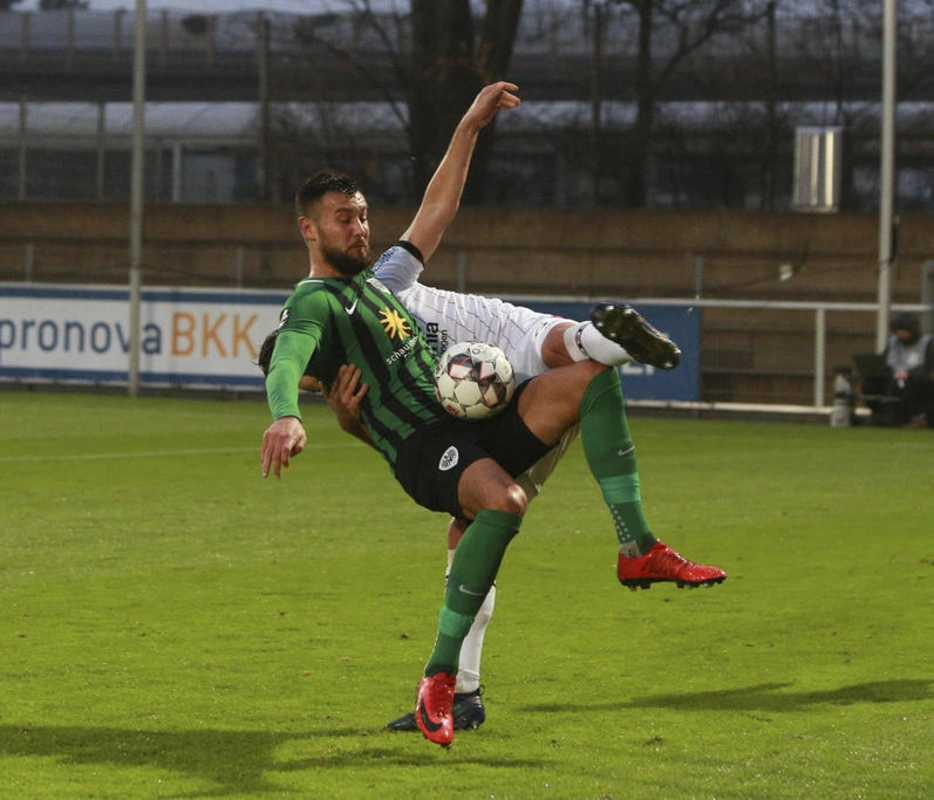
[415,672,456,746]
[618,541,727,590]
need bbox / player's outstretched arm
[262,327,317,478]
[402,81,520,263]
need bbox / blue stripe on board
[0,366,266,388]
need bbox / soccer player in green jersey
[261,82,724,747]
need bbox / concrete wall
[1,203,927,300]
[1,203,931,406]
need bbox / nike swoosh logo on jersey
[617,445,635,457]
[344,299,358,315]
[418,705,443,733]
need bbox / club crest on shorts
[439,446,459,471]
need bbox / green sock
[578,368,657,558]
[425,509,522,676]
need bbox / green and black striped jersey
[266,269,446,468]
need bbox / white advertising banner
[0,284,701,400]
[0,284,287,390]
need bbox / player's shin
[424,510,520,677]
[578,368,657,557]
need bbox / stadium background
[1,0,933,408]
[0,4,931,796]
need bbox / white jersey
[886,332,933,374]
[373,244,569,383]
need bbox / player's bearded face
[315,191,372,276]
[321,237,371,276]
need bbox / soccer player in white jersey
[256,261,720,731]
[358,241,721,730]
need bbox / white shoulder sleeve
[372,244,424,294]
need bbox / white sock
[455,584,495,694]
[563,321,631,365]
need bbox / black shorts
[393,381,551,518]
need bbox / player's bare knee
[493,483,528,517]
[562,360,607,409]
[575,359,608,381]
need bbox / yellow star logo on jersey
[379,308,412,340]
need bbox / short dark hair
[295,170,360,217]
[256,328,279,376]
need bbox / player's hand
[321,364,369,434]
[261,416,307,478]
[465,81,520,130]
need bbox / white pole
[814,307,826,407]
[128,0,146,397]
[876,0,896,352]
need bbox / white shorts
[397,282,569,383]
[373,244,572,383]
[515,425,579,501]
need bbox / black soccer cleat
[386,687,486,732]
[591,303,682,370]
[451,688,486,730]
[385,710,419,732]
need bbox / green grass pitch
[0,389,931,798]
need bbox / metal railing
[640,297,933,407]
[500,293,934,409]
[2,240,932,410]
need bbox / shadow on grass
[521,679,934,714]
[0,724,540,797]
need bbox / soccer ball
[434,342,516,421]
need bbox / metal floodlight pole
[876,0,897,352]
[128,0,147,397]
